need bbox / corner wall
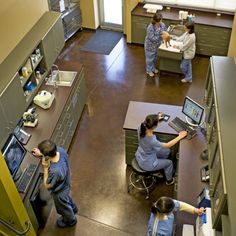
[0,0,48,64]
[228,12,236,57]
[125,0,143,43]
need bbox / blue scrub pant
[145,48,157,73]
[52,188,77,223]
[153,148,173,181]
[180,59,192,81]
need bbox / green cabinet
[0,105,9,149]
[0,73,27,148]
[51,68,85,151]
[41,17,65,70]
[195,25,231,56]
[204,56,236,234]
[132,15,151,44]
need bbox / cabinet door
[0,104,10,149]
[132,16,150,44]
[0,73,27,131]
[41,17,65,70]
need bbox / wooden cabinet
[204,56,236,234]
[51,68,85,151]
[41,17,65,70]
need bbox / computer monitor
[182,96,204,126]
[1,134,26,181]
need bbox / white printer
[33,90,55,109]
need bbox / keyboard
[168,117,197,139]
[17,164,37,193]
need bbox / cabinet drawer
[196,44,228,56]
[195,25,231,36]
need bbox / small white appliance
[33,90,55,109]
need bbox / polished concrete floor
[39,29,209,236]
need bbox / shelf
[32,55,43,70]
[20,71,33,87]
[25,72,47,104]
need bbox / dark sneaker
[56,217,77,228]
[166,178,175,185]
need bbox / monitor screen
[182,96,204,125]
[1,134,26,180]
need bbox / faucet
[50,64,59,79]
[48,64,59,88]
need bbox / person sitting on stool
[148,196,205,235]
[32,139,78,228]
[135,114,187,185]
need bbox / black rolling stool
[128,158,162,199]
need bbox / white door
[99,0,123,31]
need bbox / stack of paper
[143,4,163,13]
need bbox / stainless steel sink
[46,70,77,87]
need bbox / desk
[123,101,207,232]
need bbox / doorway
[99,0,123,31]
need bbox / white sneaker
[153,68,159,74]
[147,71,155,77]
[181,78,192,83]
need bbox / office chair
[128,158,162,199]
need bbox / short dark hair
[38,140,57,158]
[151,197,175,214]
[152,13,163,25]
[185,22,194,34]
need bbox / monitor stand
[185,116,199,128]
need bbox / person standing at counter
[148,196,205,235]
[144,13,166,77]
[135,114,187,185]
[173,22,196,83]
[32,140,78,228]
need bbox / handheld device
[163,114,170,122]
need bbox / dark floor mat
[80,29,123,55]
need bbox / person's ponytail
[140,122,147,138]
